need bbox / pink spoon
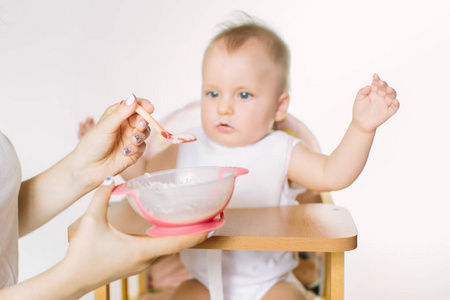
[130,95,197,144]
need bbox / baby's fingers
[386,86,397,99]
[370,73,380,91]
[388,98,400,116]
[371,76,388,95]
[355,85,371,101]
[373,73,380,82]
[382,86,398,108]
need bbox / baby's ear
[275,92,290,122]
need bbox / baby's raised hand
[352,74,399,133]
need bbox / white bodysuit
[177,127,304,300]
[0,131,21,289]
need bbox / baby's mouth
[215,120,235,132]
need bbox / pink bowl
[112,166,248,236]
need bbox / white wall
[1,1,449,299]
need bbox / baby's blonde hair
[207,14,291,92]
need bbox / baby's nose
[217,98,234,115]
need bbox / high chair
[68,102,357,300]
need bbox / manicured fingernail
[102,175,114,186]
[140,120,147,130]
[207,230,216,238]
[122,147,132,155]
[132,134,142,143]
[126,94,135,106]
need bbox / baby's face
[201,40,285,147]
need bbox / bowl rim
[121,166,238,192]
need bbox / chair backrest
[273,114,321,152]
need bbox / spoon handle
[135,104,169,135]
[134,99,196,144]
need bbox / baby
[79,17,399,300]
[147,19,399,300]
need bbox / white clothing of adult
[0,131,21,289]
[177,127,303,300]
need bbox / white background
[1,1,449,299]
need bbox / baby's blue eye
[239,92,251,100]
[208,91,219,98]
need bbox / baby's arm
[288,74,399,191]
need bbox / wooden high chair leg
[324,252,344,300]
[138,271,147,296]
[122,278,129,300]
[94,284,110,300]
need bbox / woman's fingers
[83,175,115,220]
[121,141,147,158]
[96,95,153,135]
[137,232,209,260]
[131,126,151,145]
